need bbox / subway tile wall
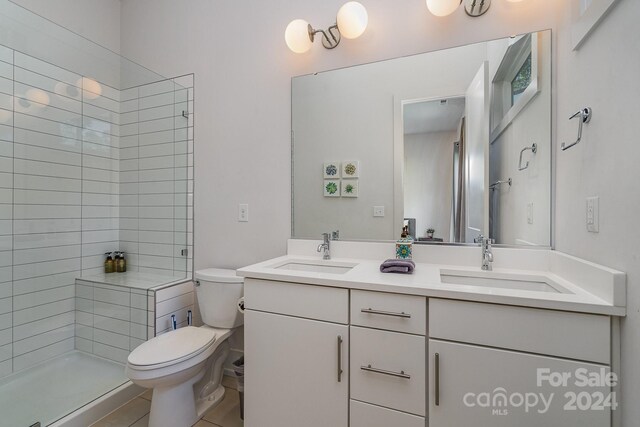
[75,279,152,364]
[0,40,194,379]
[73,279,195,364]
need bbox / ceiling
[403,97,465,135]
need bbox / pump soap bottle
[104,252,115,274]
[116,251,127,273]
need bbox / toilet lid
[128,326,217,367]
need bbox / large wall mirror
[292,30,551,247]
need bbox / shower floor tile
[0,350,128,427]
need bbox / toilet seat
[128,326,217,370]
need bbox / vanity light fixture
[285,1,368,54]
[426,0,492,17]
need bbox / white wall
[555,0,640,420]
[118,0,561,270]
[404,131,456,241]
[10,0,121,53]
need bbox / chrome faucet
[317,233,331,260]
[475,235,494,271]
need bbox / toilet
[126,268,244,427]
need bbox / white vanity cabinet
[349,290,427,423]
[242,276,620,427]
[244,279,349,427]
[428,299,614,427]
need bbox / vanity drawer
[244,278,348,324]
[350,400,425,427]
[429,299,610,364]
[350,326,426,416]
[351,290,426,335]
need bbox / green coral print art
[345,184,354,194]
[324,180,339,197]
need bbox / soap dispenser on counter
[104,252,115,274]
[116,251,127,273]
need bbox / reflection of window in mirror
[490,33,540,142]
[511,53,532,106]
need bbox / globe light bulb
[426,0,460,17]
[0,109,11,123]
[26,88,50,107]
[78,77,102,99]
[285,19,313,54]
[336,2,368,40]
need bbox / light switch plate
[373,206,385,217]
[586,196,599,232]
[239,204,249,222]
[527,203,534,224]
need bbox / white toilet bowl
[126,268,244,427]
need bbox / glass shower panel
[0,1,193,425]
[117,77,190,281]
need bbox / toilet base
[145,336,231,427]
[149,369,204,427]
[195,384,226,420]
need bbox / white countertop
[237,240,626,317]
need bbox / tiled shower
[0,1,194,425]
[0,44,193,377]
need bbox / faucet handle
[474,234,485,244]
[331,230,340,240]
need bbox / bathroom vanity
[238,240,625,427]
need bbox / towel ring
[561,107,592,151]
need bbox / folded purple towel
[380,258,415,274]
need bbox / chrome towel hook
[561,107,592,151]
[518,143,537,171]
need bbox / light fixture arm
[464,0,491,17]
[308,23,341,49]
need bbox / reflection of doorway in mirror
[402,96,466,243]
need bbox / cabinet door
[429,340,612,427]
[245,310,349,427]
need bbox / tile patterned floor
[91,377,243,427]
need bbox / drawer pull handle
[361,364,411,379]
[435,352,440,406]
[337,335,343,383]
[361,308,411,318]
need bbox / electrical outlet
[527,203,534,224]
[373,206,385,217]
[238,204,249,222]
[586,196,599,233]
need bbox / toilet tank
[195,268,244,329]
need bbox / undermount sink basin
[440,270,571,294]
[273,260,357,274]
